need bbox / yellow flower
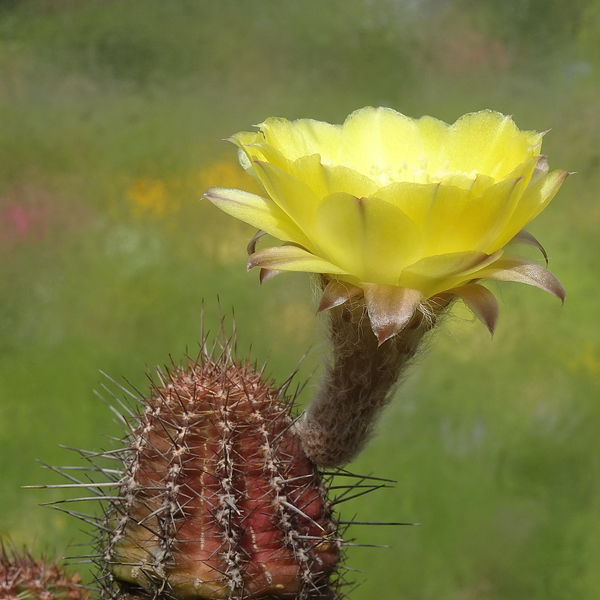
[204,107,568,343]
[127,178,170,217]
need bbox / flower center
[365,158,480,186]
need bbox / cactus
[0,544,89,600]
[32,327,413,599]
[44,333,345,600]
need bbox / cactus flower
[204,107,567,343]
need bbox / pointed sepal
[317,279,363,313]
[508,229,548,266]
[450,283,499,336]
[259,268,283,284]
[247,229,267,255]
[247,244,349,275]
[481,256,566,303]
[362,284,423,345]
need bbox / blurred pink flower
[0,185,54,246]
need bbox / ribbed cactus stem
[101,353,341,600]
[297,295,451,468]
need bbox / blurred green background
[1,0,599,598]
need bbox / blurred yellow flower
[127,178,170,217]
[204,107,568,343]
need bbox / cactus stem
[297,291,452,467]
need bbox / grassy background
[1,1,600,598]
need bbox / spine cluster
[0,545,89,600]
[97,351,341,600]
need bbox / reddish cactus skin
[0,545,89,600]
[102,353,341,600]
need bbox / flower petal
[339,107,425,176]
[414,115,452,166]
[478,255,566,302]
[529,155,549,184]
[258,116,342,162]
[317,162,380,198]
[450,283,499,336]
[314,193,422,284]
[239,140,291,172]
[491,169,569,251]
[203,186,310,246]
[247,244,350,275]
[399,251,501,297]
[423,177,527,254]
[362,283,423,345]
[443,111,542,179]
[372,181,442,226]
[374,177,526,255]
[317,279,363,313]
[228,131,265,180]
[252,161,321,236]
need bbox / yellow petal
[422,177,527,254]
[443,111,542,179]
[339,107,425,175]
[371,181,440,225]
[268,153,379,199]
[258,116,342,162]
[229,131,265,179]
[373,177,525,253]
[399,251,501,297]
[252,161,321,236]
[203,186,310,246]
[416,184,472,255]
[414,115,452,167]
[456,177,528,251]
[240,141,291,173]
[247,244,349,275]
[502,155,544,186]
[229,131,261,148]
[316,162,379,198]
[491,169,570,251]
[314,193,422,284]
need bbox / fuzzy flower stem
[297,295,452,468]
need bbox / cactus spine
[0,544,89,600]
[44,334,342,600]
